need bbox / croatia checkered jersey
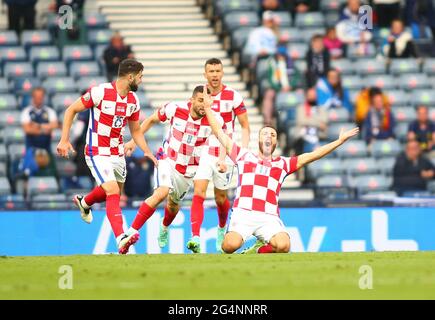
[228,143,298,217]
[80,82,140,157]
[158,100,224,178]
[207,85,246,157]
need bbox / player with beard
[57,59,157,254]
[200,86,359,254]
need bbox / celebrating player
[123,86,225,248]
[57,59,157,254]
[188,58,251,254]
[201,86,359,254]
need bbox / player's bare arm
[237,112,250,148]
[57,97,88,158]
[124,110,160,156]
[128,119,158,166]
[296,127,359,170]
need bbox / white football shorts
[85,155,127,185]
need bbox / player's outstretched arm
[129,119,158,166]
[57,97,87,158]
[296,127,359,170]
[124,110,160,156]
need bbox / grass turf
[0,251,434,299]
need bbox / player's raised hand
[203,84,213,109]
[339,127,359,143]
[144,151,158,167]
[57,140,75,159]
[124,140,136,157]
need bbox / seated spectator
[393,139,435,196]
[408,105,435,153]
[20,148,57,178]
[5,0,37,35]
[316,69,353,114]
[323,27,345,60]
[373,0,401,29]
[355,86,390,126]
[362,89,395,145]
[293,87,328,154]
[288,0,320,20]
[336,0,372,44]
[382,19,418,58]
[124,148,153,199]
[404,0,435,40]
[103,32,134,81]
[306,34,331,87]
[262,44,301,125]
[244,10,279,67]
[21,87,58,153]
[260,0,284,16]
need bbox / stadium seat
[28,177,59,196]
[0,47,27,65]
[276,91,304,109]
[398,73,431,91]
[287,43,308,60]
[316,175,347,188]
[429,108,435,122]
[327,108,350,123]
[12,77,41,96]
[371,140,401,158]
[394,122,409,142]
[422,58,435,75]
[32,194,72,210]
[255,59,269,82]
[342,75,365,90]
[273,12,292,28]
[0,78,9,93]
[4,126,25,145]
[279,28,304,44]
[376,157,396,176]
[384,90,410,107]
[0,162,6,177]
[55,159,77,177]
[0,144,7,162]
[7,143,25,162]
[351,174,391,194]
[344,157,379,176]
[0,30,19,47]
[69,61,100,79]
[85,12,109,29]
[215,0,258,16]
[308,158,344,177]
[76,76,107,92]
[411,89,435,107]
[393,107,416,123]
[389,59,420,75]
[301,28,328,43]
[231,27,255,51]
[327,122,358,142]
[320,0,345,12]
[21,30,52,49]
[346,43,377,59]
[427,180,435,194]
[295,12,325,28]
[51,93,78,113]
[0,110,21,128]
[94,44,107,70]
[62,45,94,64]
[29,46,60,65]
[363,74,398,90]
[0,94,18,110]
[331,59,354,75]
[0,177,12,195]
[3,62,33,79]
[0,194,26,210]
[36,61,68,79]
[88,29,113,46]
[133,91,151,108]
[42,77,77,95]
[355,58,387,75]
[223,12,259,31]
[335,139,368,158]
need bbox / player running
[123,86,225,248]
[188,58,251,254]
[201,86,359,254]
[57,59,157,254]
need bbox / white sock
[127,227,138,235]
[80,197,90,209]
[116,234,125,245]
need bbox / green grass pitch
[1,252,434,299]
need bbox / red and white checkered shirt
[158,101,224,178]
[229,144,298,217]
[207,85,246,157]
[81,82,140,157]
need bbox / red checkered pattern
[229,144,298,217]
[158,101,223,178]
[81,81,140,157]
[207,85,246,157]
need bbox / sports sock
[191,195,205,237]
[258,244,274,254]
[217,198,230,228]
[163,206,178,227]
[106,194,124,238]
[132,201,156,231]
[82,186,106,208]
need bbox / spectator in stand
[373,0,401,29]
[355,86,390,127]
[262,44,301,125]
[5,0,37,35]
[287,0,320,21]
[336,0,372,46]
[124,148,153,199]
[404,0,435,41]
[362,89,395,145]
[323,27,345,60]
[393,139,435,196]
[382,19,418,58]
[244,10,279,68]
[407,105,435,153]
[293,87,328,154]
[306,34,331,88]
[316,69,353,114]
[103,32,134,81]
[260,0,285,16]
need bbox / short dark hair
[416,104,428,112]
[32,87,45,95]
[368,86,382,99]
[205,58,223,68]
[311,34,324,42]
[260,125,278,135]
[192,85,211,97]
[118,59,144,77]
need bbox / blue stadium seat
[21,30,52,50]
[355,58,387,75]
[0,110,21,128]
[331,59,354,75]
[279,28,304,44]
[335,139,368,158]
[0,94,18,110]
[295,12,325,28]
[422,58,435,75]
[316,175,348,188]
[76,76,107,92]
[0,144,7,162]
[0,47,27,66]
[0,78,9,93]
[393,107,416,123]
[394,122,409,142]
[411,89,435,107]
[363,74,398,90]
[62,45,94,64]
[31,194,71,210]
[320,0,345,12]
[232,27,255,50]
[3,62,33,79]
[371,140,401,158]
[69,61,100,79]
[28,177,59,196]
[344,157,379,176]
[51,93,78,112]
[389,59,420,75]
[0,194,26,209]
[0,162,7,177]
[215,0,257,16]
[0,31,18,47]
[384,90,410,107]
[13,77,41,95]
[7,143,25,165]
[276,91,304,109]
[223,12,260,31]
[308,158,344,177]
[347,43,377,59]
[351,174,391,194]
[376,157,396,176]
[398,73,431,91]
[36,61,68,79]
[55,159,77,177]
[327,123,359,142]
[342,75,365,90]
[84,12,109,29]
[88,29,113,46]
[29,46,60,65]
[301,28,328,43]
[0,177,12,195]
[429,107,435,122]
[327,108,350,123]
[42,77,77,95]
[287,43,308,60]
[146,126,166,141]
[133,91,151,108]
[4,126,25,145]
[273,12,292,28]
[94,44,107,70]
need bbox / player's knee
[167,200,179,214]
[193,189,207,199]
[222,239,240,254]
[153,187,169,204]
[214,192,227,206]
[275,241,290,253]
[103,182,120,196]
